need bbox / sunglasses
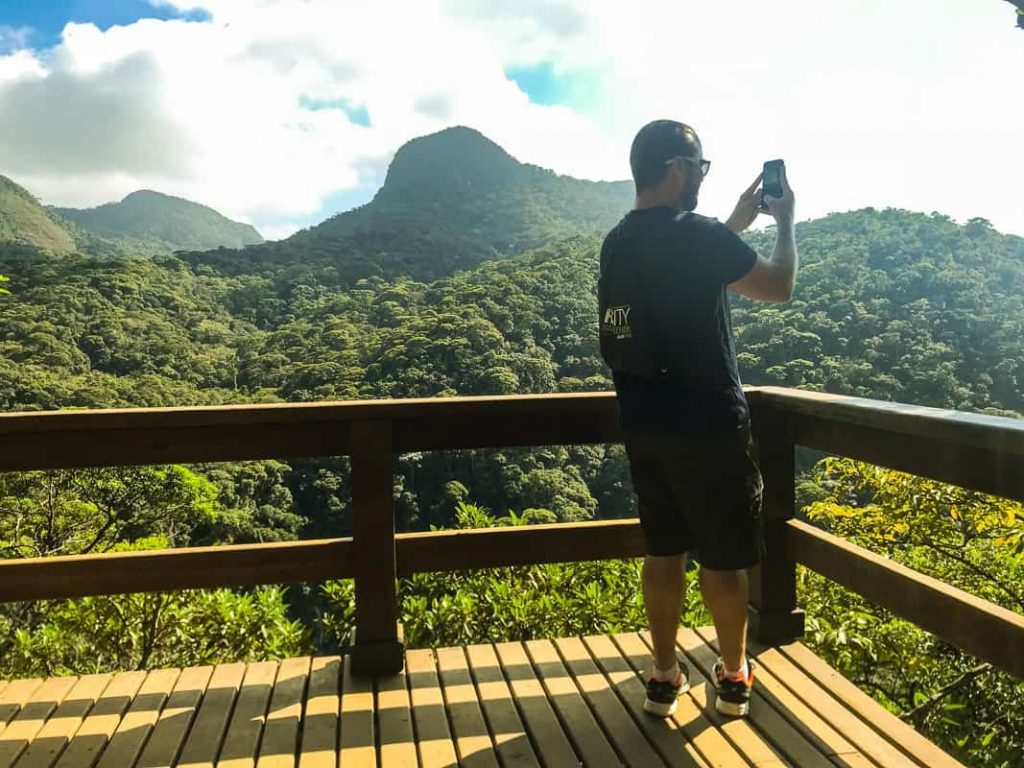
[665,156,711,177]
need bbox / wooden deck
[0,627,963,768]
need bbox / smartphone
[761,159,785,208]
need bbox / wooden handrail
[0,521,646,602]
[0,392,621,471]
[0,538,358,602]
[788,520,1024,679]
[757,387,1024,502]
[0,386,1021,677]
[757,388,1024,456]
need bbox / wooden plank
[257,656,310,768]
[174,662,246,768]
[492,642,578,767]
[298,656,340,768]
[339,655,376,768]
[397,521,645,575]
[53,670,147,768]
[464,644,540,768]
[215,661,278,768]
[694,627,869,766]
[375,661,415,768]
[96,668,182,768]
[638,630,774,768]
[788,519,1024,679]
[671,628,825,768]
[406,649,459,768]
[779,642,964,768]
[0,675,78,768]
[743,641,920,768]
[13,673,112,768]
[435,647,499,768]
[0,679,43,734]
[553,636,664,766]
[523,639,620,767]
[0,539,355,603]
[350,420,401,676]
[589,634,717,768]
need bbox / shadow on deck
[0,627,961,768]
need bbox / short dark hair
[629,120,701,193]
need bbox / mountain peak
[198,127,633,287]
[379,126,523,198]
[121,189,177,204]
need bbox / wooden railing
[0,387,1021,678]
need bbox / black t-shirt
[600,207,757,433]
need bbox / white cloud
[459,0,1024,235]
[0,0,1021,238]
[0,48,45,82]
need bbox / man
[598,120,798,718]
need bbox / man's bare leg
[642,553,687,671]
[698,567,748,671]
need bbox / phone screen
[762,159,784,204]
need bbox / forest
[0,127,1021,766]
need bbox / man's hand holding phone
[725,173,764,233]
[726,159,795,233]
[727,159,799,303]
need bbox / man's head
[630,120,707,211]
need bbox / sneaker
[714,658,755,717]
[643,661,690,717]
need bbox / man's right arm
[729,169,799,303]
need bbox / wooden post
[749,409,805,643]
[349,419,403,676]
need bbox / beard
[678,185,700,212]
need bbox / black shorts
[623,426,764,570]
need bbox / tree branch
[852,678,904,707]
[79,514,120,556]
[900,664,991,724]
[924,542,1024,613]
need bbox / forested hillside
[2,206,1021,534]
[53,190,264,252]
[2,209,1021,417]
[1,127,1022,766]
[737,210,1024,415]
[0,176,76,255]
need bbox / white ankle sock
[723,659,749,680]
[653,662,680,682]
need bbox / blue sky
[1,1,1021,240]
[506,62,602,114]
[0,1,209,50]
